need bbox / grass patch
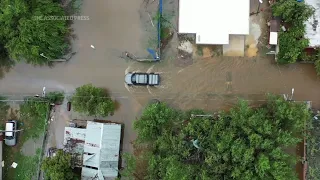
[18,98,49,143]
[2,98,49,180]
[3,148,42,180]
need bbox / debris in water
[91,45,95,49]
[178,41,193,54]
[11,162,18,168]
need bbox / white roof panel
[81,167,98,180]
[305,0,320,47]
[178,0,250,44]
[270,32,278,45]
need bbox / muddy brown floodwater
[129,56,320,111]
[0,0,147,153]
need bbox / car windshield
[5,135,13,140]
[131,74,136,83]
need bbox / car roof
[5,122,13,136]
[134,74,148,84]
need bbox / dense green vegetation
[0,0,70,65]
[307,114,320,180]
[46,91,65,104]
[42,150,79,180]
[71,84,115,117]
[272,0,314,64]
[123,95,311,180]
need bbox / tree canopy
[125,95,311,180]
[272,0,314,64]
[0,0,69,65]
[41,150,79,180]
[71,84,115,117]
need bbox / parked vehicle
[125,72,160,86]
[5,120,17,146]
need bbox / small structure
[178,0,250,45]
[64,121,122,180]
[304,0,320,47]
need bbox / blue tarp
[147,48,159,59]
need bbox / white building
[305,0,320,47]
[178,0,250,45]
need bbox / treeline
[122,95,311,180]
[0,0,73,65]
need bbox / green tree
[71,84,115,117]
[272,0,314,64]
[277,30,309,64]
[315,59,320,75]
[133,102,183,142]
[41,150,79,180]
[0,0,69,65]
[272,0,314,26]
[126,95,311,180]
[46,91,65,104]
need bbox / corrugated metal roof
[305,0,320,47]
[81,121,121,179]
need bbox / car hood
[125,73,133,84]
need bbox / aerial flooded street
[0,0,319,156]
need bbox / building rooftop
[305,0,320,47]
[82,121,121,180]
[64,121,122,180]
[178,0,250,45]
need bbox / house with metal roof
[63,121,122,180]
